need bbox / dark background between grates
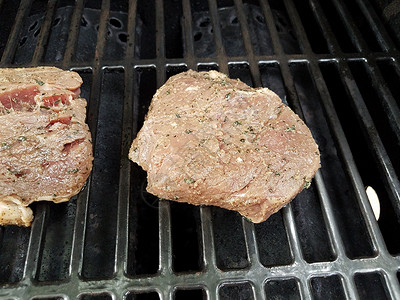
[0,0,400,299]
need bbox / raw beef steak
[0,67,93,226]
[129,70,320,223]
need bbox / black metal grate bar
[61,0,85,68]
[0,0,400,299]
[0,0,32,65]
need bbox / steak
[129,70,320,223]
[0,67,93,226]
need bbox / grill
[1,0,400,299]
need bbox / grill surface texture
[0,0,400,299]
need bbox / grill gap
[289,62,337,263]
[134,0,156,59]
[354,272,391,300]
[0,226,30,284]
[71,0,103,62]
[376,59,400,107]
[265,278,301,300]
[291,0,329,54]
[317,0,358,53]
[242,0,274,56]
[126,291,160,300]
[103,8,129,60]
[341,0,385,52]
[267,0,301,54]
[347,60,400,177]
[190,0,217,58]
[254,211,292,267]
[79,294,112,300]
[0,1,21,60]
[171,202,203,273]
[127,66,159,276]
[219,281,255,300]
[36,198,76,282]
[321,61,400,255]
[212,207,249,270]
[216,0,247,57]
[43,1,75,63]
[32,297,64,300]
[164,0,184,59]
[82,68,124,279]
[174,288,207,300]
[318,61,376,259]
[310,275,346,299]
[228,63,252,86]
[12,0,49,65]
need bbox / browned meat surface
[129,70,320,223]
[0,67,93,226]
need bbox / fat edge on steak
[129,70,320,223]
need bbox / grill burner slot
[0,0,400,299]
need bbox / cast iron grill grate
[0,0,400,299]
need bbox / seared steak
[0,67,93,226]
[129,70,320,223]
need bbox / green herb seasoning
[17,136,26,141]
[35,79,45,86]
[185,129,192,134]
[233,120,242,126]
[40,105,50,110]
[285,125,296,132]
[303,179,312,189]
[184,177,195,184]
